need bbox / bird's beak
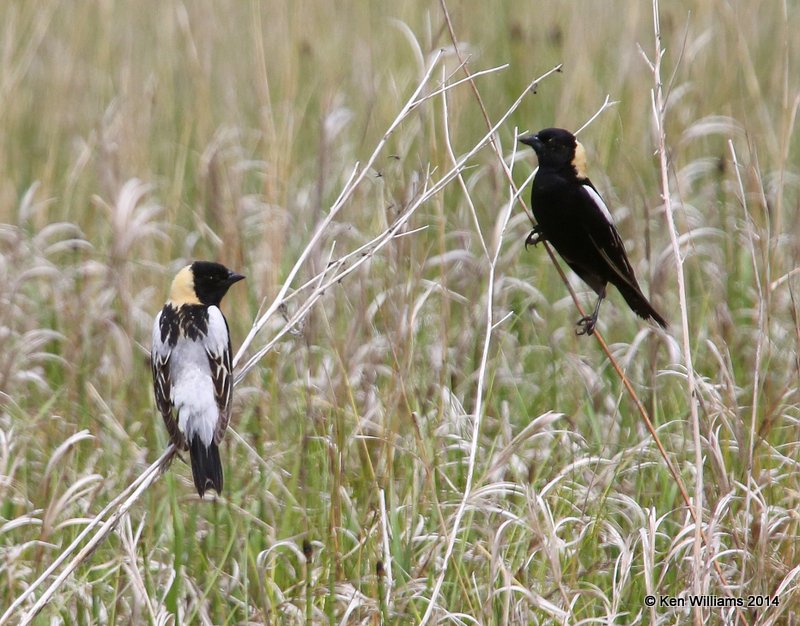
[518,133,543,151]
[227,272,246,285]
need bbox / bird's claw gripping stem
[525,226,545,250]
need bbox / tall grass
[1,0,799,623]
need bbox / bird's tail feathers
[591,239,667,329]
[618,283,668,329]
[189,436,223,497]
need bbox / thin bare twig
[234,67,557,385]
[648,3,745,624]
[728,139,766,593]
[435,1,743,622]
[0,446,176,625]
[232,49,446,370]
[14,447,178,626]
[418,120,520,625]
[3,51,529,626]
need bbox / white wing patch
[583,184,614,225]
[205,307,230,355]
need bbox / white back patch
[169,339,217,446]
[205,307,230,355]
[583,185,614,225]
[167,306,230,447]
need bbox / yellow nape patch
[572,141,588,179]
[168,265,200,305]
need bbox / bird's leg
[576,293,604,336]
[525,225,545,250]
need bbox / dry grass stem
[3,1,798,622]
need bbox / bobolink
[151,261,245,496]
[519,128,667,335]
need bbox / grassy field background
[2,0,799,623]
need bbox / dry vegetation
[1,0,800,624]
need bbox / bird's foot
[576,315,597,336]
[525,226,545,250]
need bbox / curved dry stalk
[648,2,746,622]
[647,0,705,618]
[417,73,528,619]
[232,48,458,370]
[7,446,177,626]
[2,51,521,626]
[434,0,742,621]
[234,68,556,385]
[728,139,767,592]
[440,65,489,259]
[232,48,446,370]
[575,96,620,135]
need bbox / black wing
[151,309,185,449]
[579,180,666,325]
[577,179,642,294]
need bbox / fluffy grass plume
[1,0,799,624]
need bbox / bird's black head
[519,128,585,177]
[189,261,245,306]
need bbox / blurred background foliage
[1,0,799,623]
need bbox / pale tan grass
[3,0,800,622]
[3,43,519,625]
[646,3,717,622]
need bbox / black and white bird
[151,261,245,496]
[519,128,667,335]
